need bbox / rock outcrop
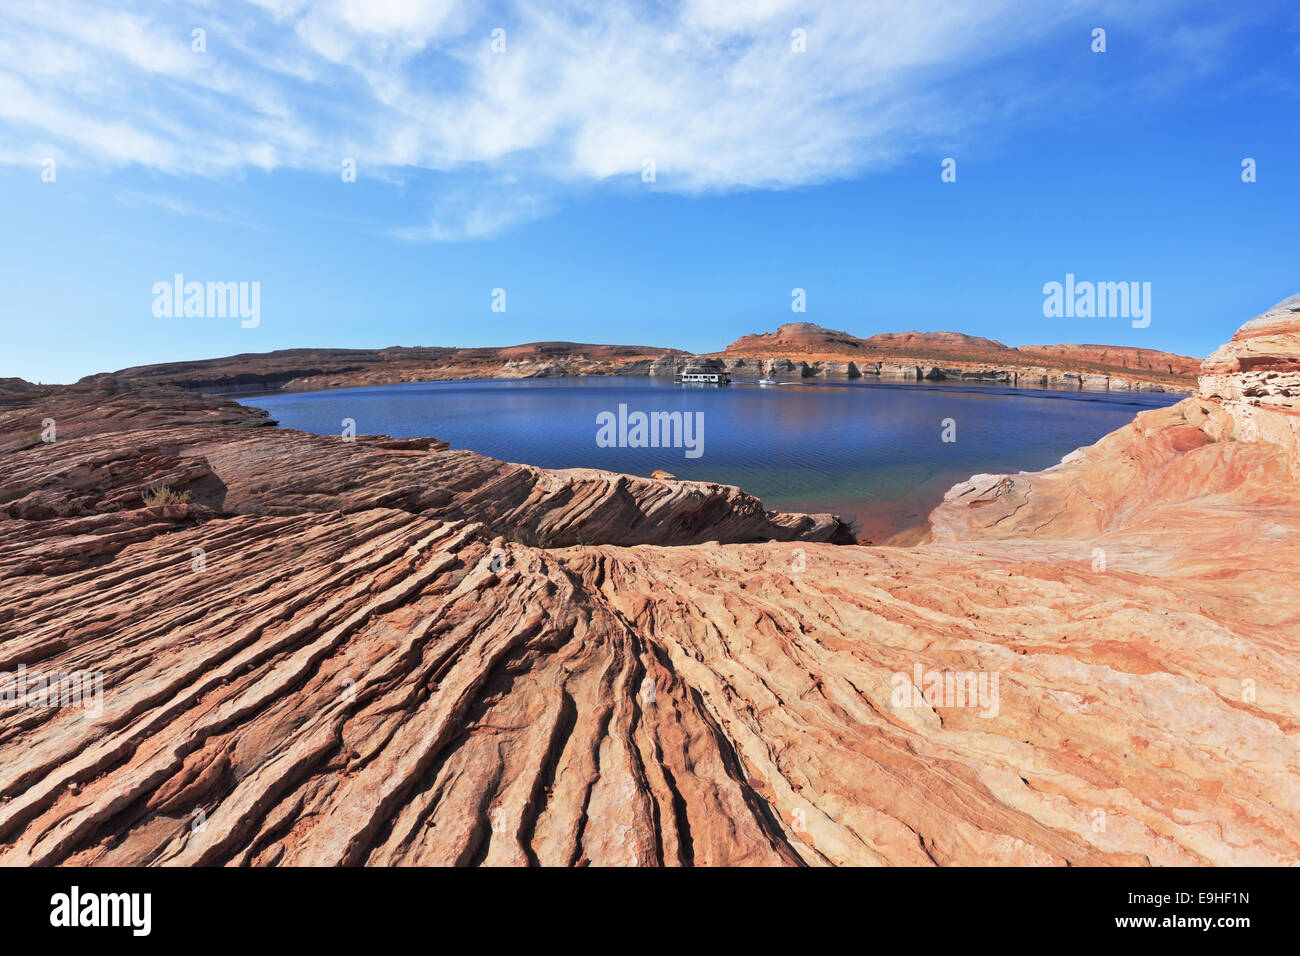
[931,295,1300,544]
[717,324,1198,393]
[0,298,1295,866]
[1199,293,1300,472]
[0,382,850,548]
[89,327,1197,395]
[93,342,686,394]
[1017,343,1201,378]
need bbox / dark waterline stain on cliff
[241,377,1179,541]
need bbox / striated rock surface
[0,299,1296,867]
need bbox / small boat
[757,378,776,386]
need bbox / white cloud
[0,0,1207,238]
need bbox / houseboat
[676,364,731,385]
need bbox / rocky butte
[0,297,1295,865]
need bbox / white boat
[676,365,731,385]
[757,378,776,386]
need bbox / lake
[242,377,1181,542]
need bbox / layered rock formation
[727,325,1006,356]
[89,326,1197,395]
[1198,293,1300,472]
[93,342,686,394]
[716,324,1197,392]
[0,298,1295,866]
[1017,343,1200,378]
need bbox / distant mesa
[0,377,37,395]
[92,341,686,394]
[717,322,1199,389]
[83,322,1199,396]
[1016,343,1201,378]
[725,324,1010,355]
[864,330,1010,352]
[725,322,873,353]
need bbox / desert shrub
[142,485,191,507]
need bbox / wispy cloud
[0,0,1228,239]
[393,188,549,242]
[114,188,261,228]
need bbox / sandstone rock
[1017,343,1201,377]
[97,327,1197,396]
[100,343,686,393]
[879,363,921,380]
[808,361,861,378]
[1199,294,1300,471]
[647,354,680,377]
[719,325,1196,393]
[0,300,1294,867]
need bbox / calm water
[243,377,1179,541]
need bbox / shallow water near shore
[243,376,1180,542]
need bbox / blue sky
[1,0,1298,383]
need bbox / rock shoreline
[72,327,1198,396]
